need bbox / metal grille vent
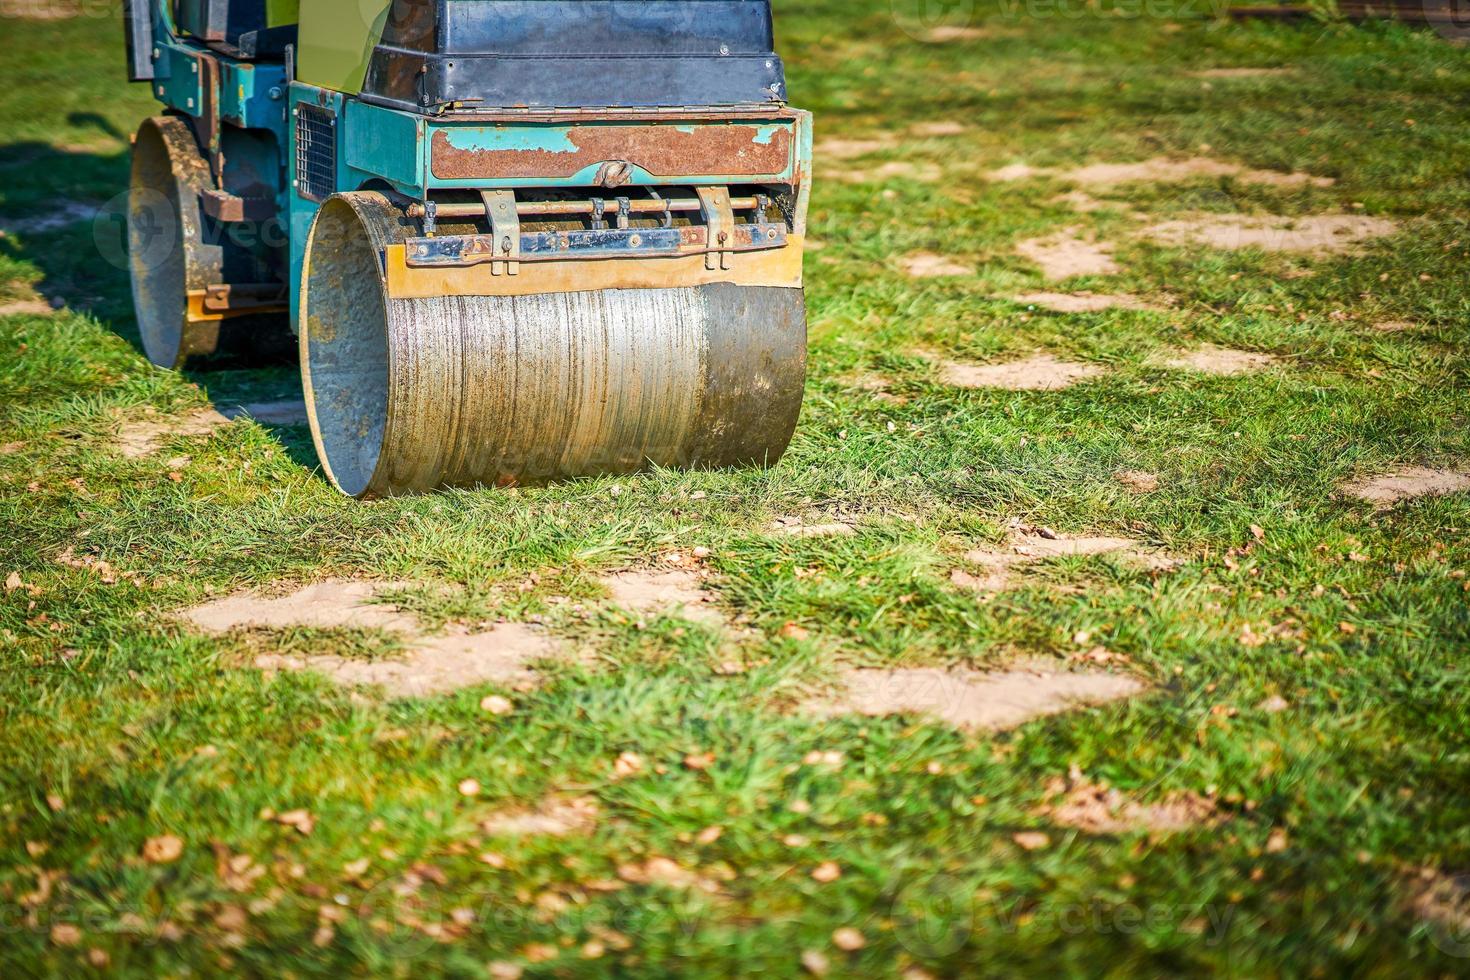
[294,104,336,203]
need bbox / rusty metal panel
[429,122,794,184]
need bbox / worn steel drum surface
[128,116,221,367]
[300,192,806,498]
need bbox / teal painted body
[133,2,812,331]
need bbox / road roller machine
[123,0,811,496]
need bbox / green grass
[3,2,1470,975]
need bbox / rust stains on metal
[429,124,792,181]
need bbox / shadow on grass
[0,135,316,466]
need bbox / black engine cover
[360,0,787,111]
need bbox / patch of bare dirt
[1143,213,1397,255]
[1049,190,1112,213]
[479,796,600,838]
[806,662,1143,730]
[909,121,966,137]
[0,0,80,17]
[600,568,725,625]
[0,290,55,317]
[952,527,1178,594]
[256,624,547,697]
[1409,869,1470,948]
[219,400,309,425]
[833,161,941,184]
[1372,319,1414,332]
[185,580,559,697]
[1014,291,1160,313]
[987,162,1046,182]
[1062,156,1331,189]
[1015,228,1119,280]
[923,25,992,42]
[1189,67,1294,78]
[816,137,896,160]
[1115,470,1161,493]
[1159,344,1277,375]
[185,579,417,633]
[1341,466,1470,507]
[901,251,971,278]
[769,517,857,538]
[1039,771,1219,834]
[937,353,1104,391]
[114,407,232,458]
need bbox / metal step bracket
[696,186,734,271]
[479,190,520,275]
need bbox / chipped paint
[429,123,794,181]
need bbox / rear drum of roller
[128,116,294,369]
[300,192,806,498]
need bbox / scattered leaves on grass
[1039,772,1219,834]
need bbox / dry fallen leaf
[801,950,831,975]
[273,809,314,835]
[458,778,482,797]
[1249,524,1265,542]
[1012,831,1051,851]
[50,923,82,946]
[831,926,866,951]
[1266,828,1289,853]
[696,825,723,845]
[779,621,811,640]
[480,694,514,715]
[45,793,64,813]
[142,834,184,864]
[613,751,644,778]
[683,751,716,771]
[487,961,524,980]
[4,572,22,591]
[343,858,371,876]
[811,861,841,883]
[521,941,559,962]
